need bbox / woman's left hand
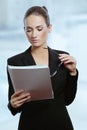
[59,54,77,75]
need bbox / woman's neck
[31,44,48,54]
[30,44,49,66]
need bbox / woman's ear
[48,24,52,33]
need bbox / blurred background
[0,0,87,130]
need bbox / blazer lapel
[21,47,36,66]
[48,47,61,75]
[21,46,60,71]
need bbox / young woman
[7,6,78,130]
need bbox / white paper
[8,65,54,101]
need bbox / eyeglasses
[43,47,63,78]
[50,61,63,78]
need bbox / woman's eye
[27,29,32,32]
[38,28,43,31]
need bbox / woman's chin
[31,43,43,47]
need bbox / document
[8,65,54,101]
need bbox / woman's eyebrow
[26,25,43,29]
[36,25,43,28]
[26,26,32,29]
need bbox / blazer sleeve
[64,69,79,105]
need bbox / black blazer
[7,46,78,116]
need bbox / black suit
[7,46,78,130]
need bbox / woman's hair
[24,6,50,26]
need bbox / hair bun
[42,6,48,13]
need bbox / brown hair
[24,6,50,26]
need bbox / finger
[11,94,31,108]
[59,53,69,58]
[59,55,75,63]
[11,89,24,98]
[16,92,31,101]
[17,96,30,104]
[59,54,69,61]
[59,57,71,63]
[12,92,30,104]
[59,54,75,61]
[63,59,76,64]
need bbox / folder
[8,65,54,101]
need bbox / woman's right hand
[10,89,31,108]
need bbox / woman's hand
[59,54,77,76]
[10,89,31,108]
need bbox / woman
[7,6,78,130]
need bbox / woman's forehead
[24,15,46,26]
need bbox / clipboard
[8,65,54,101]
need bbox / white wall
[0,0,8,28]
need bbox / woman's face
[24,14,52,47]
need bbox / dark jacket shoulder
[51,48,69,55]
[7,48,30,65]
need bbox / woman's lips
[31,39,38,43]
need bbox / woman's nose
[32,30,37,37]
